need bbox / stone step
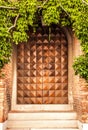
[7,120,78,128]
[8,112,77,120]
[31,128,79,130]
[7,105,79,130]
[6,128,79,130]
[11,104,73,112]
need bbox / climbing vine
[0,0,88,82]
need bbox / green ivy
[0,0,88,83]
[42,0,61,25]
[73,55,88,82]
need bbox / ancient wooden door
[17,25,68,104]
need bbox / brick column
[0,79,5,122]
[79,79,88,123]
[0,78,8,123]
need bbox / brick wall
[79,78,88,123]
[0,62,12,123]
[73,78,88,123]
[0,79,8,122]
[72,35,88,123]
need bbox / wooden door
[17,25,68,104]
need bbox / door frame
[11,27,74,111]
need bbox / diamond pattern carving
[49,84,55,90]
[24,98,30,104]
[17,90,24,97]
[17,84,24,90]
[30,91,36,97]
[30,84,36,90]
[24,91,30,97]
[24,84,30,90]
[43,84,49,90]
[24,63,30,69]
[17,26,68,104]
[30,98,36,104]
[36,98,42,104]
[55,84,61,90]
[49,97,55,104]
[17,97,23,104]
[43,34,48,39]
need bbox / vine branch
[38,0,48,8]
[59,1,70,16]
[82,0,88,5]
[0,6,17,10]
[42,0,48,6]
[8,14,19,32]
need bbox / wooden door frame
[11,27,74,111]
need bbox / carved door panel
[17,26,68,104]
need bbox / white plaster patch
[83,124,88,130]
[0,121,7,130]
[78,121,88,130]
